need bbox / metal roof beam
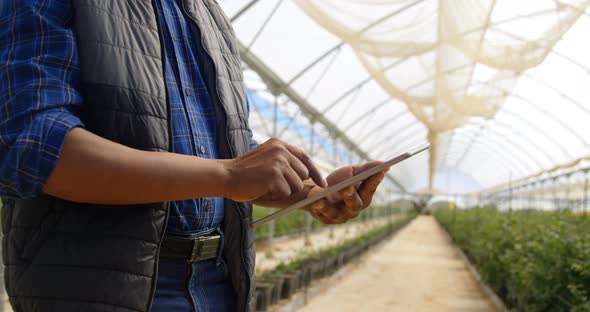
[231,0,262,22]
[284,0,426,88]
[239,42,406,191]
[448,137,531,176]
[454,119,555,167]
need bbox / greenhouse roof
[219,0,590,195]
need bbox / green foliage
[435,207,590,311]
[253,204,402,240]
[253,206,323,239]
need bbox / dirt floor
[0,217,396,312]
[255,217,395,274]
[297,216,496,312]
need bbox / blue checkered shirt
[0,0,257,234]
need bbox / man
[0,0,388,311]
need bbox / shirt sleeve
[0,0,84,198]
[245,94,259,150]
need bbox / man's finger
[287,156,310,181]
[309,199,352,225]
[340,185,355,198]
[341,202,361,220]
[313,212,339,225]
[284,143,327,187]
[310,204,331,221]
[269,176,292,201]
[341,186,362,214]
[358,171,386,209]
[310,198,327,211]
[316,207,347,224]
[283,168,305,195]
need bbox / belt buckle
[189,235,220,263]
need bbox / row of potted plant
[253,205,406,242]
[253,213,416,311]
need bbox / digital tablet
[252,143,429,228]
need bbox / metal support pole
[543,179,551,210]
[533,182,537,210]
[508,172,513,214]
[456,195,457,228]
[539,180,544,210]
[266,96,279,258]
[535,182,539,210]
[584,170,589,218]
[564,175,572,211]
[478,192,482,208]
[552,177,559,211]
[329,137,337,240]
[390,189,394,223]
[345,151,352,235]
[304,123,315,247]
[529,183,535,210]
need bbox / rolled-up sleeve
[0,0,84,198]
[247,127,258,151]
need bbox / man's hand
[223,138,327,202]
[304,161,388,224]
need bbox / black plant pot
[255,282,273,312]
[342,249,353,263]
[310,261,323,280]
[295,268,304,288]
[324,256,337,274]
[259,278,283,305]
[316,260,327,278]
[279,273,298,299]
[301,267,312,287]
[292,270,302,291]
[349,245,361,258]
[270,277,284,305]
[337,254,345,268]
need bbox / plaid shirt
[0,0,256,234]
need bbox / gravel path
[298,216,496,312]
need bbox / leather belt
[160,235,221,263]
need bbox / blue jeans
[152,230,236,311]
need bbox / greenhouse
[0,0,589,311]
[228,0,590,311]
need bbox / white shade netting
[293,0,590,189]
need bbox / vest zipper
[181,2,251,311]
[147,1,173,311]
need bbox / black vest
[1,0,255,311]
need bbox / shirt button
[185,88,191,97]
[200,145,206,154]
[205,201,212,211]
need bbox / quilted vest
[1,0,255,311]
